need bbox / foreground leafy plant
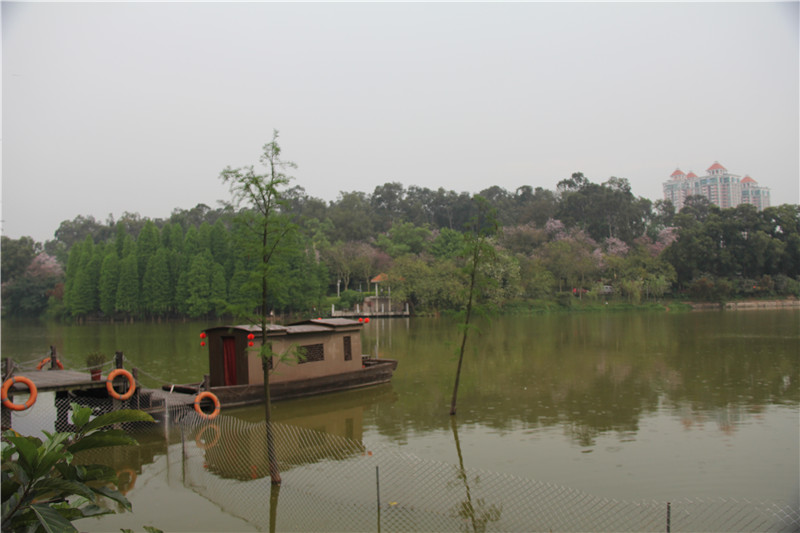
[1,403,154,532]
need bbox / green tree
[69,236,102,317]
[98,249,120,316]
[210,261,228,317]
[376,221,432,257]
[1,236,40,282]
[1,253,64,317]
[184,251,214,318]
[136,220,160,288]
[116,252,140,317]
[451,195,498,416]
[142,248,171,317]
[220,129,299,484]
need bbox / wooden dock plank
[6,370,108,393]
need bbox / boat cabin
[203,319,366,388]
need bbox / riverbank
[687,297,800,311]
[492,297,800,315]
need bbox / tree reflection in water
[449,417,502,532]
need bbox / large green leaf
[32,450,67,480]
[68,404,91,428]
[3,461,30,487]
[5,435,39,473]
[82,410,154,432]
[30,503,78,533]
[2,491,22,524]
[33,478,95,502]
[67,431,139,454]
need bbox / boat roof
[204,318,363,337]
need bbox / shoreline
[687,298,800,311]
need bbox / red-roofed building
[663,162,770,211]
[707,161,727,174]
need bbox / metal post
[49,346,57,369]
[115,351,124,369]
[666,501,671,532]
[376,465,381,533]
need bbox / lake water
[2,309,798,531]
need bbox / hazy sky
[2,2,798,243]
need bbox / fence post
[666,501,671,532]
[376,465,381,533]
[115,351,124,369]
[49,346,57,369]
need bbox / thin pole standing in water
[376,465,381,533]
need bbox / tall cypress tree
[69,236,101,317]
[116,243,139,318]
[142,248,171,317]
[185,251,213,318]
[98,249,120,317]
[137,220,160,289]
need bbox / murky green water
[2,310,798,530]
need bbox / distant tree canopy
[2,174,799,320]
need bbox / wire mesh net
[3,386,799,532]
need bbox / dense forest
[2,173,799,320]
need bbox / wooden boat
[164,318,398,409]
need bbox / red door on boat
[222,337,237,386]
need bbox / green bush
[2,404,155,532]
[338,290,365,310]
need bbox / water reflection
[449,417,502,532]
[361,312,799,447]
[2,310,798,521]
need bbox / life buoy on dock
[194,391,221,420]
[36,357,64,370]
[106,369,136,400]
[1,376,38,411]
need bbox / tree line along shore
[3,175,799,321]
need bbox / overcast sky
[2,1,798,243]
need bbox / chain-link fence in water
[3,393,799,532]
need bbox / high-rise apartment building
[662,161,771,211]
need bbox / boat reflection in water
[196,384,397,481]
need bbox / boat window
[299,343,324,363]
[344,336,352,361]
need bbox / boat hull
[162,359,398,409]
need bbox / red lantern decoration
[247,333,255,340]
[200,341,206,347]
[200,332,207,339]
[365,317,370,323]
[358,317,363,322]
[248,341,254,347]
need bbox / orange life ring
[36,357,64,370]
[194,391,221,420]
[195,423,221,449]
[1,376,38,411]
[106,369,136,400]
